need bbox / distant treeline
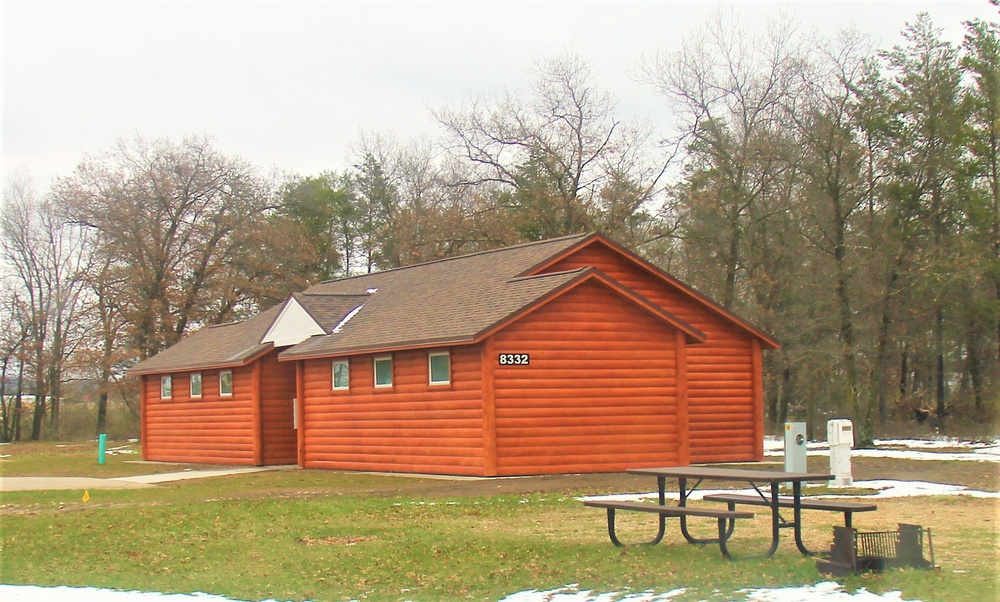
[2,11,996,443]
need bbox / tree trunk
[965,314,985,412]
[0,357,9,443]
[96,392,109,435]
[934,307,947,427]
[13,362,25,442]
[778,366,792,427]
[30,394,45,441]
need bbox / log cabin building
[129,233,779,476]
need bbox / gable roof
[127,305,280,376]
[127,292,370,376]
[129,232,777,375]
[278,233,601,359]
[526,234,781,350]
[279,265,706,361]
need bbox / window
[160,375,172,399]
[220,370,233,396]
[374,356,393,388]
[332,359,350,390]
[190,372,202,398]
[428,351,450,385]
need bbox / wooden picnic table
[625,466,836,558]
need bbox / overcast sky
[3,1,997,192]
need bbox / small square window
[429,351,450,385]
[160,375,172,399]
[333,359,350,390]
[220,370,233,396]
[190,372,202,398]
[374,356,393,388]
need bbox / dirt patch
[297,535,378,546]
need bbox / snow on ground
[4,438,995,602]
[762,437,1000,463]
[579,478,999,503]
[0,582,918,602]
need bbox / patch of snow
[0,582,922,602]
[500,583,686,601]
[821,480,999,499]
[763,437,1000,463]
[740,581,911,601]
[580,478,997,503]
[0,585,282,601]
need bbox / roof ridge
[314,232,594,285]
[207,319,250,329]
[297,291,370,298]
[507,266,590,283]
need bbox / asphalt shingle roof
[278,234,593,359]
[128,305,281,375]
[128,232,776,374]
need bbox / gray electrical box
[784,422,807,474]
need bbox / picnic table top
[626,466,834,483]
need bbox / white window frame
[190,372,202,398]
[219,369,233,396]
[160,375,172,399]
[428,351,451,385]
[373,355,393,388]
[332,359,350,391]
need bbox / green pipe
[98,434,107,465]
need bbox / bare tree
[640,9,804,308]
[435,52,663,242]
[55,135,279,360]
[0,286,29,442]
[2,173,89,438]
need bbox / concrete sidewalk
[0,466,283,492]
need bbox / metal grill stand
[817,523,935,575]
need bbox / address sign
[498,353,530,366]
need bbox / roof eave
[277,335,478,362]
[127,343,275,376]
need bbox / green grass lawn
[1,441,997,601]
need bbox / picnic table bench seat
[582,499,753,552]
[701,493,877,528]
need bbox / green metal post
[98,434,107,465]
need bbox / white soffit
[261,297,325,347]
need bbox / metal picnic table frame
[626,466,835,558]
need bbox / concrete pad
[0,476,153,491]
[112,467,279,484]
[1,466,290,491]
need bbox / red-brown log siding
[539,243,761,463]
[259,350,298,465]
[142,367,256,465]
[300,346,486,475]
[492,279,682,475]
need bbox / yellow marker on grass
[82,490,90,503]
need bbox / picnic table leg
[716,517,737,560]
[724,483,780,559]
[677,477,723,545]
[792,481,817,556]
[759,484,780,558]
[603,507,665,547]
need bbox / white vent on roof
[366,287,378,294]
[332,305,364,334]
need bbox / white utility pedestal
[827,419,855,487]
